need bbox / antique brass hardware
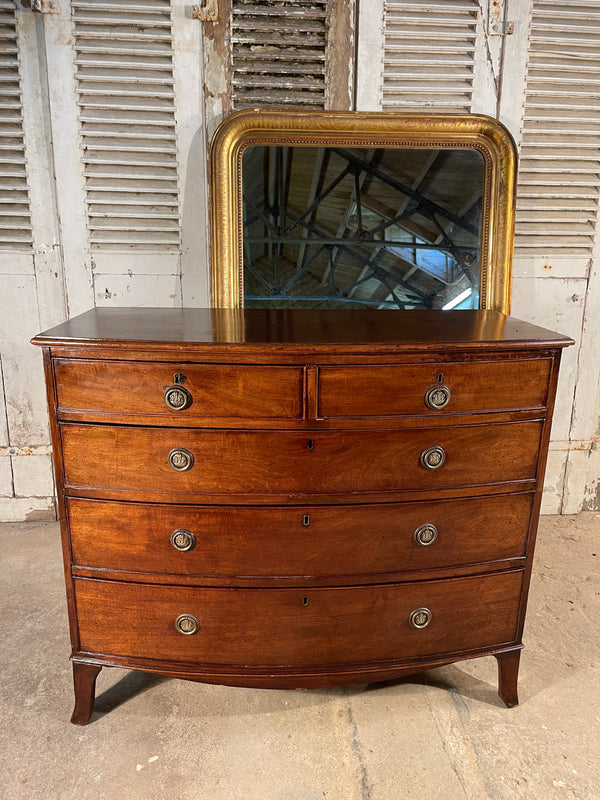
[168,448,194,472]
[414,523,439,546]
[302,514,311,527]
[425,384,451,410]
[170,529,196,552]
[409,608,432,629]
[175,614,199,635]
[164,384,192,411]
[420,445,446,470]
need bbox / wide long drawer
[74,571,523,666]
[54,359,305,422]
[317,358,552,418]
[61,421,543,499]
[68,493,533,578]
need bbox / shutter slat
[74,0,180,252]
[515,1,600,256]
[382,0,478,113]
[230,0,329,110]
[0,4,32,251]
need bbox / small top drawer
[317,359,552,419]
[54,359,304,422]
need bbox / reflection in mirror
[242,146,484,310]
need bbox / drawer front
[317,359,551,418]
[54,359,304,421]
[74,571,523,666]
[61,421,543,498]
[68,493,533,577]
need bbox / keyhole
[174,372,187,384]
[302,514,311,527]
[306,439,314,450]
[437,373,444,384]
[302,596,309,606]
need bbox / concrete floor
[1,514,599,800]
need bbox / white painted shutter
[382,0,480,112]
[72,0,180,251]
[515,0,600,257]
[0,0,32,250]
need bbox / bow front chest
[32,307,572,724]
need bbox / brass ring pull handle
[164,385,192,411]
[168,448,194,472]
[424,384,451,410]
[409,608,432,630]
[175,614,199,635]
[170,528,196,551]
[414,523,439,546]
[420,445,446,470]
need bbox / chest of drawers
[32,307,572,724]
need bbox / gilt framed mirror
[210,110,516,312]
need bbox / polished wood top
[32,307,573,352]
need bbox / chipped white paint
[471,1,503,117]
[511,276,584,443]
[541,448,568,515]
[42,6,94,316]
[380,0,481,113]
[16,7,66,330]
[583,446,600,511]
[0,457,13,498]
[12,454,54,497]
[172,0,210,307]
[94,274,182,309]
[0,274,49,446]
[0,496,55,522]
[355,0,385,111]
[496,0,533,145]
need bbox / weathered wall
[1,0,598,520]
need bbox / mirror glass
[242,145,484,310]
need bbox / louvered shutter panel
[230,0,328,110]
[515,1,600,256]
[0,0,32,250]
[382,0,479,112]
[72,0,180,251]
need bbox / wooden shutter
[382,0,480,113]
[0,0,32,250]
[515,0,600,257]
[72,0,180,251]
[223,0,354,112]
[230,0,328,108]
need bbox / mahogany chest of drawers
[32,307,572,724]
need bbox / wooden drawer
[317,359,551,418]
[54,359,304,421]
[61,421,543,499]
[68,493,533,578]
[74,571,523,666]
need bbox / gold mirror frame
[210,109,516,312]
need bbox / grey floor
[1,513,599,800]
